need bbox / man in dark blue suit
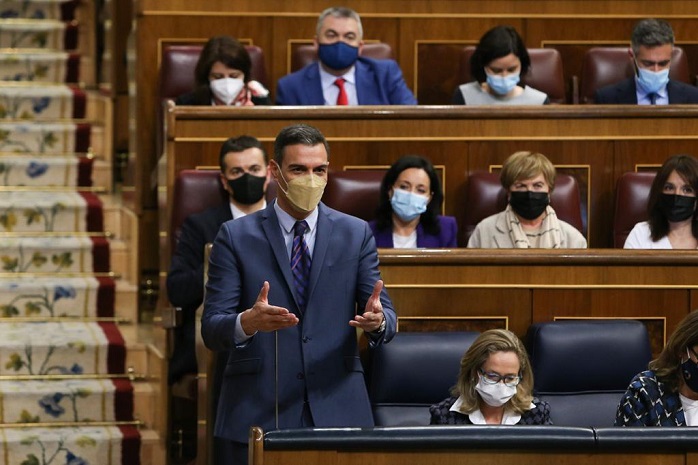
[275,6,417,105]
[202,123,397,465]
[595,18,698,104]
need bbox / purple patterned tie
[291,221,311,313]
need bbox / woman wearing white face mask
[175,35,270,107]
[453,26,549,105]
[430,329,552,425]
[369,155,457,248]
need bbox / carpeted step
[0,84,86,119]
[0,153,92,186]
[0,191,103,232]
[0,378,133,423]
[0,321,125,375]
[0,121,90,153]
[0,276,114,318]
[0,50,80,83]
[0,236,109,273]
[0,1,78,22]
[0,425,140,465]
[0,19,77,50]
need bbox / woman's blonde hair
[500,151,556,192]
[452,329,534,414]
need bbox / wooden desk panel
[163,105,698,252]
[378,249,698,355]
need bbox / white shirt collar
[319,64,356,92]
[449,395,533,425]
[273,200,319,234]
[229,200,266,220]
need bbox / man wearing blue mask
[595,18,698,104]
[275,6,417,105]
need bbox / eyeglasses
[479,369,521,387]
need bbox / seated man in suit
[595,18,698,104]
[275,6,417,105]
[167,135,270,386]
[202,123,397,465]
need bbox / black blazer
[166,203,232,384]
[594,78,698,104]
[175,85,271,106]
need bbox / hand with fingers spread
[349,279,385,333]
[240,281,299,335]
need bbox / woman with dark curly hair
[369,155,457,248]
[625,154,698,249]
[453,25,548,105]
[430,329,552,425]
[175,35,270,107]
[616,310,698,426]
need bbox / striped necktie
[291,220,311,313]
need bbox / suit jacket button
[302,336,309,343]
[296,373,305,380]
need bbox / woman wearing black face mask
[625,154,698,249]
[616,310,698,426]
[467,151,587,248]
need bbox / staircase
[0,1,165,464]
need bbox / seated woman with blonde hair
[430,329,551,425]
[468,151,587,248]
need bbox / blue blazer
[369,216,458,248]
[275,57,417,105]
[594,78,698,104]
[202,202,397,443]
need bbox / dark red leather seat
[613,171,656,248]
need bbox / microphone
[274,329,279,430]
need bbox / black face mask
[509,191,550,220]
[682,348,698,393]
[227,173,266,205]
[660,193,696,222]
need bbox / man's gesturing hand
[240,281,299,335]
[349,280,385,333]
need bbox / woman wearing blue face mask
[369,155,457,248]
[453,26,549,105]
[625,154,698,249]
[616,310,698,426]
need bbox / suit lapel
[667,80,681,103]
[619,78,638,104]
[355,59,377,104]
[304,63,325,105]
[260,204,298,306]
[306,203,333,306]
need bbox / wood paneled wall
[135,1,698,215]
[378,249,698,357]
[162,105,698,254]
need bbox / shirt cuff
[234,312,255,345]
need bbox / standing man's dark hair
[273,123,331,164]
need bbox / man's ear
[313,37,319,51]
[220,172,232,195]
[358,40,364,55]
